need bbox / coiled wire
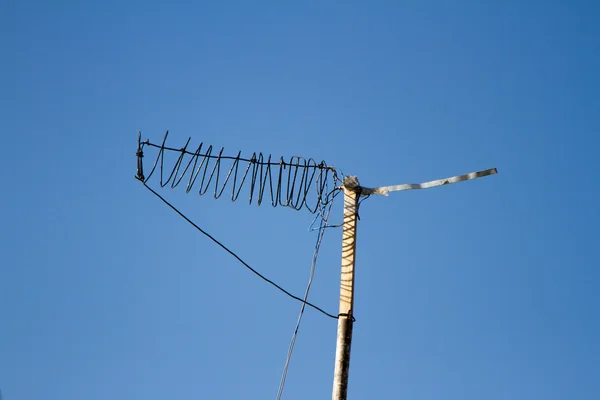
[137,131,340,213]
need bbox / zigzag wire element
[137,131,340,213]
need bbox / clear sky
[1,1,599,399]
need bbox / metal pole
[332,177,360,400]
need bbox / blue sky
[1,1,599,399]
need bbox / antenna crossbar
[360,168,497,196]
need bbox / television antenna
[135,131,497,399]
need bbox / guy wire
[276,189,338,400]
[139,181,339,320]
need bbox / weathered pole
[332,176,361,400]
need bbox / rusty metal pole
[332,177,361,400]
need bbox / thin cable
[275,183,336,400]
[140,181,338,320]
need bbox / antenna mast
[331,177,361,399]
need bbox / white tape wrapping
[360,168,497,196]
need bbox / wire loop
[138,131,340,213]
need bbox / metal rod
[332,178,360,400]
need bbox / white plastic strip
[360,168,497,196]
